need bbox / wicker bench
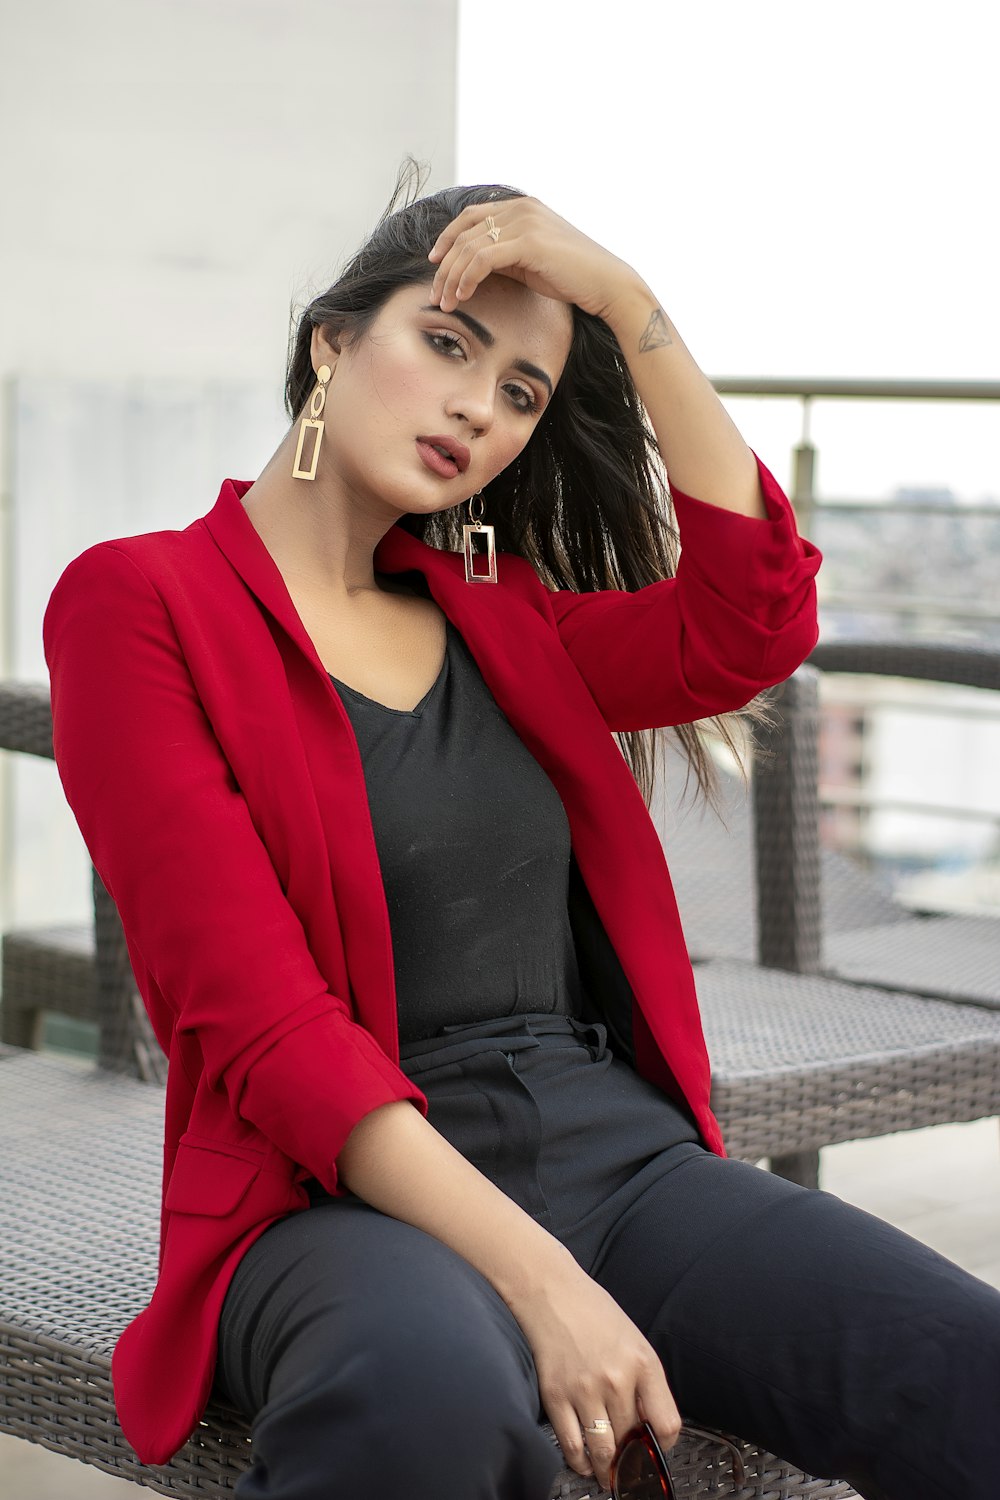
[0,1049,858,1499]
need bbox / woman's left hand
[428,197,640,323]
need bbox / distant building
[892,485,959,508]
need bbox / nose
[444,377,495,437]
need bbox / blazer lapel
[200,479,332,675]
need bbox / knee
[341,1268,543,1441]
[254,1261,559,1499]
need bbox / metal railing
[709,376,1000,630]
[710,377,1000,401]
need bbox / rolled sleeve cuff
[669,452,822,624]
[235,1006,428,1196]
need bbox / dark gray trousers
[214,1016,1000,1500]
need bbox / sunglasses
[607,1421,746,1499]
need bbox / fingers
[636,1368,684,1457]
[429,223,510,311]
[547,1387,642,1490]
[427,202,504,265]
[428,201,531,309]
[559,1365,682,1491]
[547,1399,593,1481]
[583,1403,627,1491]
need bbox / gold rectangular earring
[291,365,332,481]
[463,492,497,583]
[292,419,324,481]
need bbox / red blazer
[42,456,821,1466]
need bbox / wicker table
[822,915,1000,1011]
[0,1050,857,1498]
[698,958,1000,1161]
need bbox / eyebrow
[420,304,554,400]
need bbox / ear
[310,321,344,373]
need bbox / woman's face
[311,276,574,519]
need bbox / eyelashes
[423,332,541,415]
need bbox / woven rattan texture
[654,736,913,968]
[0,682,53,758]
[1,925,99,1047]
[541,1423,857,1499]
[699,959,1000,1159]
[824,915,1000,1009]
[0,1052,857,1498]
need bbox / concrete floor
[3,1117,998,1498]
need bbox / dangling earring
[291,364,333,481]
[463,491,497,584]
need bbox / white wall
[0,0,458,929]
[2,0,456,385]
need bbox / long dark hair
[285,163,776,816]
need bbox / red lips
[416,434,471,474]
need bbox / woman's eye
[427,331,465,357]
[506,385,540,415]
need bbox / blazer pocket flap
[165,1138,263,1217]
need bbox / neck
[240,424,401,601]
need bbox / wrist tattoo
[638,307,673,353]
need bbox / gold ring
[484,215,501,244]
[583,1419,613,1435]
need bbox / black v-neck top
[329,575,584,1043]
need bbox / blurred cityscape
[817,484,1000,645]
[814,482,1000,917]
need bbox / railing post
[791,395,817,536]
[752,667,822,974]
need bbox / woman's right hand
[509,1258,682,1490]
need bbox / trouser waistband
[398,1012,608,1078]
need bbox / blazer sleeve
[542,454,823,731]
[42,543,426,1189]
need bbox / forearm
[337,1098,578,1315]
[603,275,766,519]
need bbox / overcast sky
[456,0,999,503]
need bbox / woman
[43,179,1000,1500]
